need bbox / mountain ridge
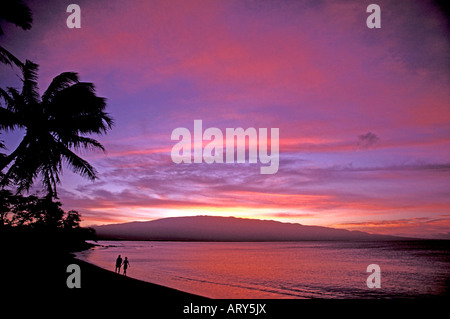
[93,215,400,241]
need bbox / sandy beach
[71,257,207,299]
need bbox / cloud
[262,212,315,219]
[333,216,450,239]
[58,144,450,229]
[357,132,380,149]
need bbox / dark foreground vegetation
[0,189,95,251]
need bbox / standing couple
[115,255,130,276]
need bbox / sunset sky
[1,0,449,238]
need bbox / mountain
[93,215,398,241]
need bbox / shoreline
[1,240,207,312]
[70,255,208,300]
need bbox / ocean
[75,240,450,299]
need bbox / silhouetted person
[122,257,130,276]
[115,255,123,273]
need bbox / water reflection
[76,241,450,298]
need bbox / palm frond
[57,141,98,181]
[0,46,24,68]
[48,82,114,134]
[42,72,79,104]
[41,162,61,198]
[1,148,39,193]
[61,135,105,152]
[21,60,39,105]
[0,87,14,107]
[0,0,32,35]
[0,106,23,131]
[5,87,22,108]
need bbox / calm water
[75,240,450,299]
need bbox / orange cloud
[333,216,450,239]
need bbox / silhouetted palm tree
[0,60,113,197]
[0,0,32,68]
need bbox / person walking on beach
[122,257,130,276]
[115,255,123,273]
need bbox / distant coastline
[93,215,406,241]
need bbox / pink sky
[1,0,449,238]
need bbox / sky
[0,0,449,238]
